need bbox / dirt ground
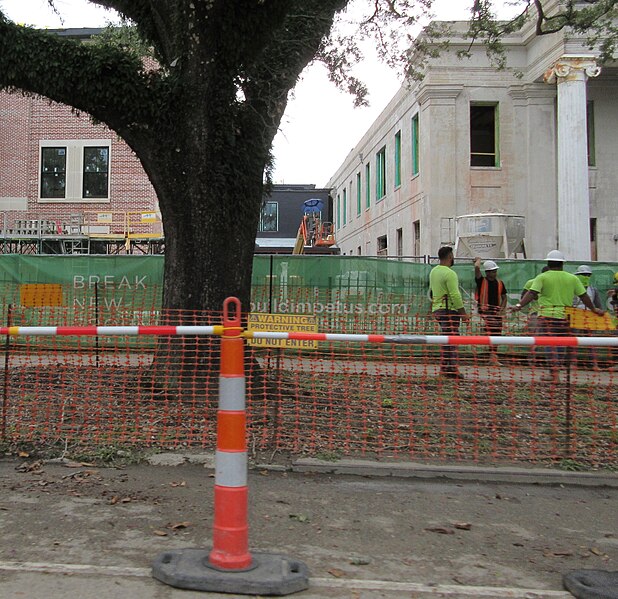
[0,457,616,598]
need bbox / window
[470,104,499,167]
[357,246,361,255]
[83,146,109,198]
[39,139,111,202]
[40,147,66,199]
[413,220,421,257]
[587,101,595,167]
[259,201,278,232]
[365,163,371,209]
[394,130,401,187]
[376,146,386,200]
[336,194,340,230]
[396,228,403,257]
[411,114,419,176]
[342,187,347,225]
[590,217,597,261]
[377,235,388,257]
[356,172,361,216]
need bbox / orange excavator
[293,199,335,254]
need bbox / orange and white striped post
[152,297,309,594]
[208,296,252,570]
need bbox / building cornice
[508,83,556,103]
[416,84,463,106]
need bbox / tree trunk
[132,98,269,398]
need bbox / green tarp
[0,254,616,321]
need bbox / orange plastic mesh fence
[0,307,616,467]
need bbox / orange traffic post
[152,297,309,595]
[208,296,251,569]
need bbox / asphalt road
[0,457,616,598]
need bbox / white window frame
[39,139,112,203]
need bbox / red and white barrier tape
[2,325,618,347]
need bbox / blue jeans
[538,316,570,371]
[434,309,461,371]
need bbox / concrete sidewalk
[0,456,616,598]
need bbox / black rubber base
[563,570,618,599]
[152,549,310,596]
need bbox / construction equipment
[292,199,335,255]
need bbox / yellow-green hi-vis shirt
[430,265,464,312]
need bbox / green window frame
[376,146,386,200]
[356,172,361,216]
[394,130,401,188]
[411,114,419,176]
[365,163,371,209]
[470,103,500,167]
[342,187,347,225]
[336,194,340,230]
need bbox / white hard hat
[575,264,592,275]
[546,249,565,262]
[483,260,499,271]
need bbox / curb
[142,452,618,488]
[284,458,618,488]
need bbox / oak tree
[0,1,615,315]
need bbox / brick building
[0,83,159,252]
[0,28,336,255]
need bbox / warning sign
[247,313,317,349]
[20,284,64,307]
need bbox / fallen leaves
[289,513,310,523]
[62,469,99,481]
[152,521,192,537]
[424,526,455,535]
[327,568,347,578]
[588,547,609,559]
[16,461,43,473]
[424,522,472,535]
[543,549,574,557]
[109,495,133,505]
[168,521,191,530]
[348,557,371,565]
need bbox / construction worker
[512,250,604,381]
[430,246,470,379]
[521,266,549,364]
[474,257,507,365]
[573,265,603,311]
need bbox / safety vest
[475,278,504,312]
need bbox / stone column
[544,55,600,261]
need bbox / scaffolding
[0,211,164,255]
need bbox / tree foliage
[0,0,615,315]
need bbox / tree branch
[0,20,163,135]
[241,1,348,157]
[87,0,180,65]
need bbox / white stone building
[327,9,618,261]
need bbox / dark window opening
[470,105,498,167]
[83,146,109,198]
[41,147,67,198]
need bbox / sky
[0,0,507,186]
